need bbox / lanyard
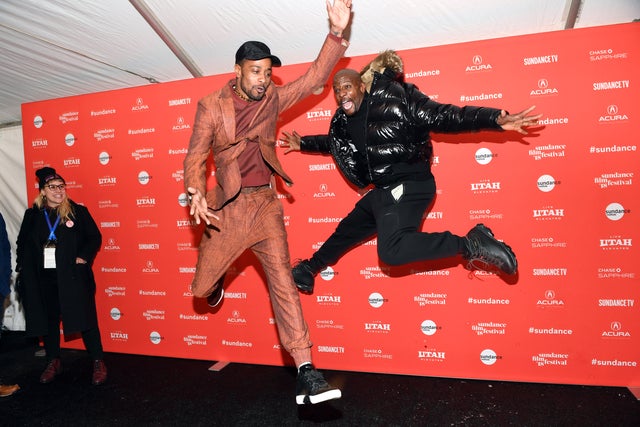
[44,210,61,241]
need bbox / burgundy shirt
[233,91,273,187]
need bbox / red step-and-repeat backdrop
[21,23,638,388]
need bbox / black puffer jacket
[301,69,504,188]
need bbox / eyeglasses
[45,184,66,191]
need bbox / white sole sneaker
[296,388,342,405]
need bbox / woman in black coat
[16,167,107,385]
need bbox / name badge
[44,244,56,269]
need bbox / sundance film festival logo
[466,54,492,72]
[93,129,115,142]
[537,290,565,308]
[599,104,629,123]
[475,147,495,165]
[172,170,185,182]
[530,78,559,96]
[59,111,79,124]
[528,143,566,161]
[537,174,560,192]
[104,286,125,297]
[143,309,165,321]
[605,202,629,221]
[184,335,207,346]
[594,172,633,189]
[532,352,568,367]
[132,148,154,161]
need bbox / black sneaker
[206,275,225,308]
[463,224,517,275]
[292,260,317,293]
[295,364,341,405]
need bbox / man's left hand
[497,105,542,135]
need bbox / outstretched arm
[327,0,352,37]
[496,105,542,135]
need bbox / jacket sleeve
[15,208,33,272]
[276,34,348,113]
[0,213,10,296]
[300,135,332,154]
[407,84,503,133]
[75,205,102,265]
[184,99,216,195]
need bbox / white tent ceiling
[1,0,639,128]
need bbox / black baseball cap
[235,41,282,67]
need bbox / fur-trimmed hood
[360,50,404,92]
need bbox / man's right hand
[187,187,219,225]
[326,0,352,38]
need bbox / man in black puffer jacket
[282,51,541,293]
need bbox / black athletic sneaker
[295,364,341,405]
[463,224,518,275]
[206,275,226,308]
[292,260,317,293]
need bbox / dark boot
[463,224,517,275]
[40,358,62,384]
[292,260,320,293]
[92,360,108,385]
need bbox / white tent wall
[0,125,27,331]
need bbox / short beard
[241,82,266,101]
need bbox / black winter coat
[16,200,102,337]
[301,69,504,188]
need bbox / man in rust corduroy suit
[183,0,352,406]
